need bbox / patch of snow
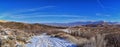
[26,34,77,47]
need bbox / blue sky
[0,0,120,23]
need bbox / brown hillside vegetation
[63,25,120,47]
[0,26,32,47]
[0,21,120,47]
[0,22,66,35]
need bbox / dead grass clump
[105,33,120,47]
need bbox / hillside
[0,22,66,35]
[0,25,32,47]
[0,21,120,47]
[57,25,120,47]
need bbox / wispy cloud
[11,14,85,18]
[0,5,87,23]
[97,0,117,12]
[96,13,111,16]
[0,6,56,18]
[0,5,85,19]
[97,0,105,9]
[11,6,55,14]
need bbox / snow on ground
[58,29,70,33]
[26,34,77,47]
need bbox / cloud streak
[0,5,87,23]
[97,0,105,9]
[11,6,56,14]
[0,5,85,19]
[96,13,111,16]
[0,6,56,18]
[1,13,85,19]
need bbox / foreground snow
[26,34,77,47]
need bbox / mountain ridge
[43,21,120,27]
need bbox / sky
[0,0,120,23]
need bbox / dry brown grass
[0,26,32,47]
[62,26,120,47]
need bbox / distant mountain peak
[43,21,120,27]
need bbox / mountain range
[43,21,120,27]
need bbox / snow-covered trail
[26,34,77,47]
